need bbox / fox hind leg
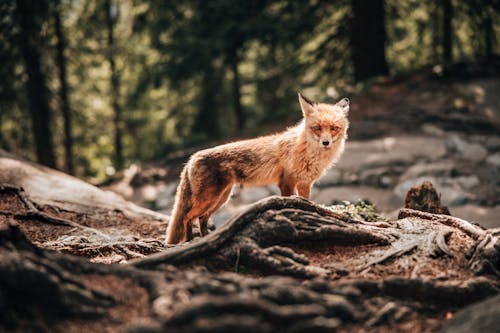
[199,185,232,236]
[186,219,194,241]
[279,174,296,196]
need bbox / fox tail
[166,166,192,244]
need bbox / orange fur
[166,93,350,244]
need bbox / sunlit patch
[383,137,396,151]
[141,185,157,201]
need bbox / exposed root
[130,197,391,276]
[362,241,419,269]
[398,208,486,240]
[0,185,112,240]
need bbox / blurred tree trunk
[230,49,244,132]
[350,0,389,82]
[53,0,74,174]
[0,112,9,151]
[431,1,440,64]
[442,0,453,63]
[192,65,220,139]
[483,10,493,61]
[105,0,124,170]
[268,38,280,115]
[15,0,56,169]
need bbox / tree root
[398,208,486,239]
[362,241,419,269]
[1,192,499,332]
[130,196,391,278]
[399,208,500,277]
[44,237,165,261]
[0,185,112,240]
[0,220,116,328]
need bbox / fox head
[298,93,349,149]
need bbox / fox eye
[311,125,321,132]
[330,125,339,131]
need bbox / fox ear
[336,97,349,115]
[298,93,315,117]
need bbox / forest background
[0,0,499,182]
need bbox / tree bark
[192,64,220,139]
[431,1,440,64]
[483,11,492,61]
[442,0,453,63]
[105,0,124,170]
[53,0,74,174]
[231,50,245,131]
[15,0,56,169]
[350,0,389,82]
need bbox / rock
[456,175,480,190]
[155,182,178,210]
[484,136,500,150]
[337,136,446,172]
[359,167,399,188]
[441,295,500,333]
[400,161,456,180]
[317,168,346,186]
[486,152,500,166]
[445,135,487,162]
[238,186,278,204]
[421,124,445,137]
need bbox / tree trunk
[105,0,124,170]
[442,0,453,63]
[192,65,220,139]
[15,0,56,169]
[231,51,245,132]
[483,11,493,61]
[350,0,389,82]
[431,1,440,64]
[53,0,74,174]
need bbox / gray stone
[456,175,480,190]
[421,124,445,137]
[486,152,500,166]
[155,182,178,210]
[239,186,277,204]
[399,161,455,180]
[445,135,487,162]
[337,136,446,172]
[484,136,500,150]
[359,167,396,188]
[317,168,344,186]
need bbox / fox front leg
[296,182,312,199]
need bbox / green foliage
[0,0,498,180]
[329,200,388,222]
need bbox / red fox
[166,93,350,244]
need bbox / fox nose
[322,140,330,146]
